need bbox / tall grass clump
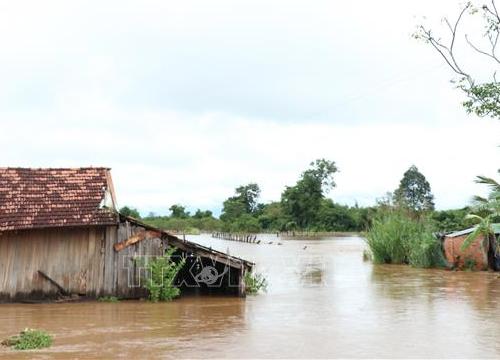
[366,213,446,268]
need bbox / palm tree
[461,172,500,251]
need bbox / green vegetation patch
[138,247,186,302]
[366,213,447,268]
[245,272,268,295]
[97,296,120,302]
[2,328,53,350]
[464,258,477,271]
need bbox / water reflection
[0,298,247,359]
[370,264,500,311]
[299,265,325,285]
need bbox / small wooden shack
[0,167,253,302]
[443,225,500,270]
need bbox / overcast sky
[0,0,499,215]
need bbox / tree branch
[465,34,500,64]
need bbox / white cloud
[0,0,498,215]
[1,105,498,214]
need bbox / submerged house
[0,167,253,302]
[443,224,500,271]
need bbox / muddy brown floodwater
[1,235,499,359]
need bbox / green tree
[354,206,379,231]
[169,204,190,218]
[230,214,261,233]
[258,202,289,231]
[394,165,435,213]
[235,183,261,213]
[193,209,213,219]
[281,159,338,228]
[316,199,357,231]
[220,198,247,222]
[220,183,261,222]
[431,207,472,232]
[415,1,500,119]
[119,206,141,219]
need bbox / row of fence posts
[211,232,260,244]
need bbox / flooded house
[0,167,253,302]
[443,224,500,270]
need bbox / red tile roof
[0,168,118,231]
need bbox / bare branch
[492,0,500,19]
[419,25,466,76]
[465,34,500,64]
[446,4,472,75]
[444,18,454,35]
[417,4,473,84]
[486,0,500,24]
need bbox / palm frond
[475,175,500,192]
[489,190,500,201]
[472,195,488,203]
[464,214,483,222]
[461,226,483,251]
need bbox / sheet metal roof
[446,224,500,238]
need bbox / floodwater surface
[0,235,499,359]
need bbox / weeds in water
[2,329,53,350]
[138,247,186,302]
[97,296,120,302]
[366,213,446,268]
[245,272,268,295]
[362,249,373,262]
[464,258,477,271]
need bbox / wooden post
[238,266,247,297]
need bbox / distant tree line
[119,160,473,234]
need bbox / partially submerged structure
[443,224,500,270]
[0,167,253,302]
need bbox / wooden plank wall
[0,222,166,301]
[0,227,106,301]
[0,220,248,301]
[112,221,165,298]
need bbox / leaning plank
[114,230,161,252]
[37,270,69,296]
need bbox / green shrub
[185,227,201,235]
[464,258,477,271]
[244,272,268,295]
[407,231,447,268]
[2,329,53,350]
[97,296,120,302]
[362,249,372,262]
[366,212,446,268]
[366,213,409,264]
[141,247,186,302]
